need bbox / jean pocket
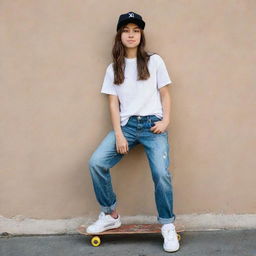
[151,115,162,123]
[150,130,168,136]
[149,116,168,135]
[122,117,132,127]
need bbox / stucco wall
[0,0,255,222]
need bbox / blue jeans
[88,115,176,224]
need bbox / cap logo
[128,12,134,18]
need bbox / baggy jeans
[88,115,176,224]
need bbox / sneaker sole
[163,244,180,253]
[86,221,122,234]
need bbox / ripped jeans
[88,115,176,224]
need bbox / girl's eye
[123,29,140,32]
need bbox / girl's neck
[125,48,137,59]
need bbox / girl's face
[121,23,141,49]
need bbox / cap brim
[117,18,145,31]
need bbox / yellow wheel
[177,233,181,241]
[91,236,101,247]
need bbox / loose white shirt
[101,53,172,126]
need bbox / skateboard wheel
[177,234,181,241]
[91,236,101,247]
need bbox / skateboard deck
[77,223,184,247]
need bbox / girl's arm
[159,86,171,125]
[109,95,129,154]
[108,95,123,136]
[150,86,171,134]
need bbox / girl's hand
[150,120,169,134]
[115,133,129,154]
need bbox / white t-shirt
[101,53,173,126]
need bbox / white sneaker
[86,212,121,234]
[161,223,180,252]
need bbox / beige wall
[0,0,255,220]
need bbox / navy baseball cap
[116,11,145,32]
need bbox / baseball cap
[116,11,145,32]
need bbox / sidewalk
[1,229,255,256]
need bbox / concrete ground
[1,229,255,256]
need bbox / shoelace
[94,212,107,226]
[162,227,177,241]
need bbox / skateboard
[77,223,184,247]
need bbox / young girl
[86,11,180,252]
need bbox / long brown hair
[112,25,156,85]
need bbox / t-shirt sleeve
[156,55,172,89]
[100,64,117,96]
